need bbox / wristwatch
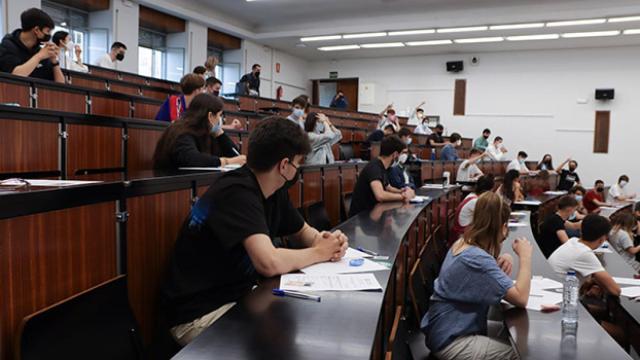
[51,61,60,67]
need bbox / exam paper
[620,286,640,298]
[410,195,430,203]
[421,184,455,189]
[301,257,388,275]
[0,179,102,187]
[526,290,563,311]
[544,191,568,195]
[508,222,528,227]
[613,277,640,286]
[279,273,382,292]
[529,276,562,295]
[345,247,373,258]
[514,200,542,206]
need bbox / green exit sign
[329,71,338,79]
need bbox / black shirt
[240,72,260,94]
[153,132,239,170]
[366,130,384,143]
[539,213,566,258]
[349,159,388,217]
[161,166,305,326]
[428,132,444,147]
[0,29,55,80]
[558,169,580,191]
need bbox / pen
[357,247,379,256]
[272,289,321,302]
[232,147,240,156]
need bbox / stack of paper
[410,195,430,203]
[526,276,563,311]
[301,257,388,275]
[279,273,382,292]
[514,200,542,206]
[620,287,640,298]
[344,247,373,258]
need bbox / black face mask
[254,71,261,77]
[38,32,51,44]
[212,90,220,97]
[116,53,125,61]
[596,187,604,192]
[483,134,489,139]
[569,167,576,172]
[280,163,300,189]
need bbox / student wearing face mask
[378,104,400,132]
[486,136,508,161]
[155,74,205,122]
[456,148,487,190]
[506,151,532,175]
[398,127,414,146]
[287,96,308,128]
[609,175,637,202]
[95,42,127,70]
[162,117,348,345]
[388,146,416,190]
[152,93,246,170]
[556,158,581,191]
[539,195,579,257]
[239,64,261,96]
[410,101,431,134]
[303,112,343,165]
[440,133,462,161]
[496,170,524,206]
[349,135,415,218]
[428,124,446,148]
[472,128,491,151]
[583,180,611,213]
[329,90,349,109]
[536,154,554,172]
[52,31,88,73]
[0,8,64,83]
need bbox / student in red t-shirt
[583,180,610,213]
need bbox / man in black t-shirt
[428,124,446,148]
[0,8,64,83]
[162,117,348,345]
[349,135,416,217]
[539,195,579,257]
[556,158,581,191]
[239,63,261,96]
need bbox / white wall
[186,21,207,72]
[88,0,139,73]
[4,0,40,34]
[308,46,640,192]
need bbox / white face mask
[399,153,408,164]
[292,108,305,119]
[519,159,525,164]
[315,122,325,133]
[405,138,412,145]
[456,140,462,146]
[620,180,628,188]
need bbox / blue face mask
[211,117,222,133]
[575,195,583,202]
[292,108,305,119]
[519,159,525,164]
[569,212,577,221]
[315,122,325,133]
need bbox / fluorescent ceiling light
[300,35,342,42]
[360,42,405,48]
[388,29,435,36]
[454,37,504,43]
[405,39,453,46]
[318,45,360,51]
[490,23,545,30]
[608,16,640,23]
[506,34,560,41]
[546,18,606,27]
[437,26,488,33]
[561,30,620,38]
[623,29,640,35]
[343,32,387,39]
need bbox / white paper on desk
[344,247,373,258]
[421,184,454,189]
[279,273,382,292]
[178,166,231,172]
[514,200,542,206]
[593,242,613,254]
[600,206,622,211]
[0,179,102,187]
[526,290,563,311]
[613,277,640,286]
[508,222,528,227]
[621,286,640,298]
[544,191,568,196]
[301,257,388,275]
[510,212,527,217]
[410,195,430,203]
[530,277,563,294]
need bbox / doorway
[311,78,358,112]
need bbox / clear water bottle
[430,148,436,160]
[562,271,579,324]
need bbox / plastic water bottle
[562,271,579,324]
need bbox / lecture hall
[1,0,640,359]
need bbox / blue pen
[357,247,379,256]
[272,289,321,302]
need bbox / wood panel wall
[38,88,86,114]
[0,119,58,173]
[127,127,164,172]
[0,202,117,360]
[91,96,131,118]
[66,124,123,174]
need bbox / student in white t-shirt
[609,212,640,272]
[450,175,496,244]
[548,214,620,295]
[486,136,508,161]
[506,151,533,175]
[94,41,127,69]
[456,148,486,191]
[608,175,637,202]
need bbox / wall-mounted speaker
[446,61,464,73]
[595,89,614,100]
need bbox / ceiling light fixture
[561,30,620,38]
[437,26,488,33]
[546,18,606,27]
[454,37,504,43]
[300,35,342,42]
[342,32,387,39]
[387,29,435,36]
[360,42,405,48]
[489,23,545,30]
[506,34,560,41]
[608,16,640,23]
[623,29,640,35]
[318,45,361,51]
[405,39,453,46]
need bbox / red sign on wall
[276,62,281,73]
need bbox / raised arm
[555,158,571,174]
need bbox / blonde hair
[205,56,218,70]
[462,192,511,258]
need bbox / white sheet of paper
[593,242,613,254]
[544,191,568,195]
[526,290,563,311]
[529,277,563,295]
[279,273,382,292]
[613,277,640,286]
[421,184,454,189]
[301,257,388,275]
[344,247,373,258]
[510,212,527,216]
[621,286,640,298]
[410,195,430,203]
[508,222,528,227]
[178,167,229,172]
[600,206,622,211]
[0,179,102,187]
[514,200,542,206]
